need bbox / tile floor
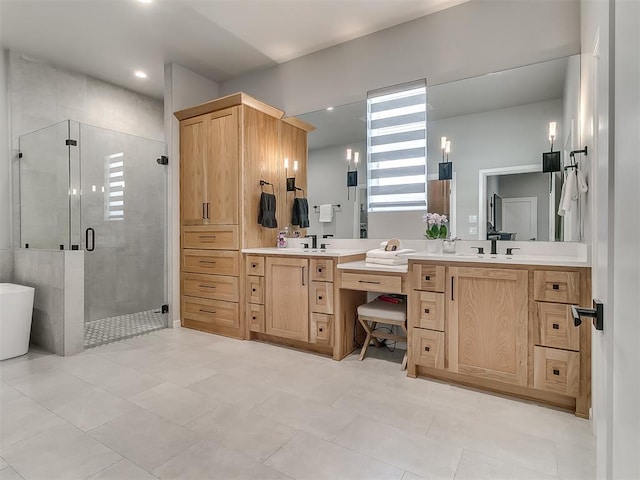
[0,327,596,480]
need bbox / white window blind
[104,152,124,221]
[367,79,427,212]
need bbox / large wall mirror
[298,54,581,242]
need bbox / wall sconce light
[346,149,359,187]
[285,157,297,191]
[542,121,561,172]
[439,136,453,180]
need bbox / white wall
[219,0,580,116]
[164,63,219,327]
[0,49,12,281]
[497,172,550,241]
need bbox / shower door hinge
[18,152,23,158]
[66,139,77,146]
[161,304,169,314]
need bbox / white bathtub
[0,283,35,360]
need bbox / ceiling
[0,0,468,99]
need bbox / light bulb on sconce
[549,122,557,145]
[441,136,447,150]
[445,140,451,156]
[354,152,359,164]
[293,160,298,172]
[346,148,352,162]
[439,137,453,180]
[284,157,289,170]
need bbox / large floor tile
[425,410,559,477]
[0,423,121,480]
[0,383,24,404]
[88,409,197,471]
[128,382,221,426]
[557,442,596,480]
[0,353,65,382]
[252,391,357,441]
[334,415,463,480]
[265,432,404,480]
[5,370,94,407]
[454,449,557,480]
[0,396,65,447]
[87,459,156,480]
[188,372,278,409]
[0,466,24,480]
[185,403,298,462]
[0,456,8,469]
[153,439,288,479]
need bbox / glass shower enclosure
[19,120,168,347]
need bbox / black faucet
[488,234,500,255]
[305,234,317,249]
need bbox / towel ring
[260,180,275,194]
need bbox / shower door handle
[86,227,95,252]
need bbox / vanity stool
[357,298,408,370]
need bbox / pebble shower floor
[84,309,166,348]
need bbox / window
[367,79,427,212]
[105,152,124,220]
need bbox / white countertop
[242,247,366,258]
[402,251,590,267]
[337,260,408,273]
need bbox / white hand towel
[318,204,333,223]
[366,248,416,259]
[558,170,577,216]
[365,257,408,266]
[577,169,588,193]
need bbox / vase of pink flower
[422,212,448,253]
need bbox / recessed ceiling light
[138,0,153,3]
[326,107,334,111]
[134,70,148,79]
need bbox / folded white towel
[558,170,577,216]
[366,248,416,259]
[319,204,333,223]
[365,257,408,266]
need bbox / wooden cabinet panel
[182,273,239,302]
[247,303,265,333]
[339,272,403,294]
[265,257,309,342]
[245,256,265,276]
[448,267,528,386]
[206,107,239,225]
[412,291,445,331]
[534,346,580,397]
[310,259,334,282]
[182,250,239,276]
[412,264,445,292]
[412,329,445,369]
[180,115,207,225]
[309,281,333,314]
[534,271,580,304]
[537,303,580,351]
[182,226,239,250]
[310,313,333,346]
[246,275,264,305]
[181,296,239,330]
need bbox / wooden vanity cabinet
[265,257,309,342]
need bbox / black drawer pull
[359,280,380,284]
[199,285,216,289]
[252,315,257,320]
[424,346,430,352]
[318,296,323,300]
[552,284,560,290]
[424,308,430,314]
[425,275,431,281]
[251,263,257,268]
[252,288,256,292]
[552,323,560,329]
[553,369,560,376]
[199,235,217,239]
[199,309,216,314]
[318,268,323,273]
[319,327,324,333]
[199,260,216,264]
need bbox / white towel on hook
[558,169,578,216]
[576,169,588,193]
[318,204,333,223]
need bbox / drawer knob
[552,284,560,290]
[318,268,323,273]
[252,288,256,292]
[425,275,431,281]
[552,323,560,330]
[318,296,323,300]
[424,308,430,314]
[319,327,324,332]
[424,346,430,352]
[553,369,560,376]
[252,316,256,320]
[252,263,257,268]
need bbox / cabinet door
[206,107,239,225]
[265,257,309,342]
[180,115,207,225]
[448,267,528,386]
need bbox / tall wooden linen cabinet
[175,93,313,339]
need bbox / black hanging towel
[292,197,309,228]
[258,192,278,228]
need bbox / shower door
[79,124,167,326]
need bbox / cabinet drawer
[538,303,580,351]
[247,303,265,333]
[310,313,333,346]
[182,226,239,250]
[182,250,239,276]
[534,271,580,304]
[412,264,445,292]
[413,291,445,331]
[245,256,265,276]
[534,346,580,397]
[411,328,445,369]
[182,273,239,302]
[310,281,334,314]
[182,296,239,329]
[340,272,403,294]
[310,259,334,282]
[246,275,264,304]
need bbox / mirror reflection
[300,54,581,241]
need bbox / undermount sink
[454,252,514,259]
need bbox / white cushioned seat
[357,298,406,322]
